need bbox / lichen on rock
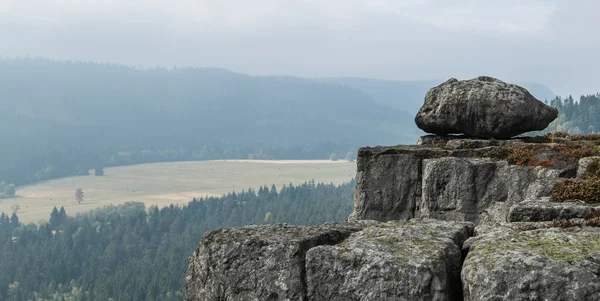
[415,76,558,138]
[462,228,600,300]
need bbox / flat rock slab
[415,76,558,138]
[306,219,474,301]
[184,223,367,301]
[508,199,600,222]
[462,228,600,301]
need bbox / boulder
[415,76,558,138]
[462,228,600,300]
[306,219,473,301]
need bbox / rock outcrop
[415,76,558,138]
[185,77,600,300]
[185,219,472,301]
[349,141,567,225]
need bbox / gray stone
[415,76,558,138]
[306,219,474,301]
[508,199,599,222]
[349,146,439,222]
[350,144,563,225]
[444,139,491,150]
[462,228,600,301]
[577,156,600,178]
[418,158,560,224]
[184,223,366,301]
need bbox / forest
[0,180,354,301]
[545,94,600,134]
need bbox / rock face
[349,143,563,225]
[462,228,600,300]
[184,223,365,301]
[185,133,600,300]
[306,220,473,301]
[185,219,473,301]
[415,76,558,138]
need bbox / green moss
[474,231,600,262]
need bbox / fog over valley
[1,1,599,301]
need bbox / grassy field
[0,160,356,223]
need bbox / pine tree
[10,212,19,229]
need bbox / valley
[1,160,355,223]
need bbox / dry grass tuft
[550,178,600,203]
[568,133,600,142]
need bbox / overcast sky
[0,0,597,96]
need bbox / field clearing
[0,160,356,223]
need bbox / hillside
[0,58,418,185]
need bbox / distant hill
[319,77,555,116]
[0,58,420,184]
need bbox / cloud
[0,0,598,96]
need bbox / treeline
[546,93,600,134]
[1,140,356,186]
[0,180,354,301]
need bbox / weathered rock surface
[508,199,599,222]
[184,223,366,301]
[184,220,473,301]
[306,219,473,301]
[577,156,600,178]
[462,228,600,300]
[415,76,558,138]
[350,144,563,225]
[185,134,600,301]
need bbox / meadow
[0,160,356,223]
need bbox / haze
[0,0,597,96]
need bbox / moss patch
[551,178,600,203]
[585,158,600,179]
[550,211,600,228]
[473,231,600,262]
[552,143,600,164]
[568,133,600,142]
[486,144,542,165]
[484,139,600,167]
